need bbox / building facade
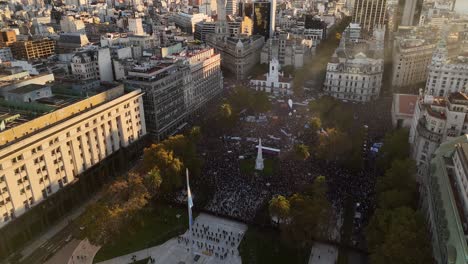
[9,38,56,60]
[0,84,146,229]
[250,58,293,95]
[71,47,113,82]
[409,92,468,171]
[352,0,387,32]
[425,41,468,97]
[323,52,383,102]
[420,136,468,264]
[206,34,264,80]
[392,38,436,89]
[125,61,191,139]
[260,33,309,68]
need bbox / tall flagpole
[186,169,194,261]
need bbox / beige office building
[0,84,146,228]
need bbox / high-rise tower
[352,0,386,32]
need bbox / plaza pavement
[96,213,247,264]
[308,242,338,264]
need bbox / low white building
[250,58,293,95]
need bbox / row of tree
[366,129,433,264]
[268,176,334,249]
[79,127,202,245]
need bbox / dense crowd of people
[187,93,392,242]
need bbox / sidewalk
[16,193,102,263]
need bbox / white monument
[255,138,264,171]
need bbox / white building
[128,17,145,36]
[323,51,383,102]
[392,37,436,89]
[425,40,468,97]
[60,16,86,34]
[71,47,113,82]
[172,12,209,34]
[410,91,468,171]
[0,84,146,228]
[250,58,293,95]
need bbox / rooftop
[0,82,123,147]
[8,84,48,94]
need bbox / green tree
[144,168,163,196]
[153,148,183,193]
[79,173,149,245]
[294,144,310,160]
[269,195,291,224]
[367,207,433,264]
[281,177,333,248]
[377,158,416,194]
[378,129,411,170]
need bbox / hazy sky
[455,0,468,14]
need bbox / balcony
[417,118,442,143]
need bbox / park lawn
[239,227,309,264]
[93,204,189,263]
[239,158,277,176]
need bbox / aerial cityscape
[0,0,466,263]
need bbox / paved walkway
[17,193,102,263]
[308,243,338,264]
[44,239,100,264]
[97,213,248,264]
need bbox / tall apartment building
[401,0,424,26]
[392,37,436,89]
[9,38,56,60]
[352,0,387,32]
[0,83,146,229]
[252,0,276,40]
[420,136,468,264]
[206,34,264,79]
[71,47,113,82]
[128,17,145,36]
[425,41,468,97]
[125,61,191,140]
[175,47,223,111]
[194,21,216,42]
[226,0,237,16]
